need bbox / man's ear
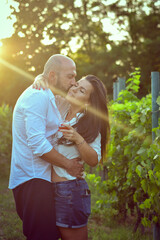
[48,71,57,86]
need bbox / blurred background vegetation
[0,1,160,239]
[0,0,160,107]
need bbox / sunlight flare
[0,57,152,144]
[0,58,34,81]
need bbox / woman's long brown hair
[74,75,110,160]
[58,75,110,161]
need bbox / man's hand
[66,158,84,179]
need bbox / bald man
[9,54,83,240]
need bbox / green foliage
[87,69,160,230]
[0,104,12,177]
[108,0,160,95]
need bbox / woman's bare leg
[58,225,88,240]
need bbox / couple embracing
[9,54,110,240]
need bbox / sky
[0,0,18,42]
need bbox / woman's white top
[52,96,102,180]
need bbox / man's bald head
[41,54,77,93]
[43,54,76,76]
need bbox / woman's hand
[59,124,84,145]
[60,123,98,167]
[32,79,48,90]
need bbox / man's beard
[56,76,68,96]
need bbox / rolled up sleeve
[24,91,53,157]
[89,133,102,162]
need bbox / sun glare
[0,55,152,145]
[0,42,3,56]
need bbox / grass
[88,215,153,240]
[0,176,25,240]
[0,175,153,240]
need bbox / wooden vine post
[151,71,160,240]
[113,77,126,100]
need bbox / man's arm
[42,148,83,178]
[24,89,83,177]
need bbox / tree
[1,0,114,105]
[1,0,160,106]
[107,0,160,95]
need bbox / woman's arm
[60,124,99,167]
[32,77,48,90]
[76,138,99,167]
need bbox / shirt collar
[66,112,84,126]
[47,89,55,100]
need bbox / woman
[34,75,110,240]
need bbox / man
[9,54,83,240]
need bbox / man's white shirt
[9,86,62,189]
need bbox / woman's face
[66,78,93,106]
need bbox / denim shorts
[53,179,91,228]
